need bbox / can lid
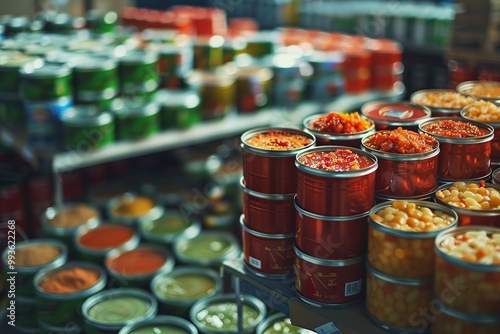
[361,101,431,125]
[74,57,117,72]
[61,107,113,126]
[20,63,71,78]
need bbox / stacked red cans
[293,146,378,306]
[240,128,315,278]
[366,39,403,91]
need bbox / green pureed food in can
[0,53,43,93]
[119,51,159,95]
[73,57,118,102]
[119,315,198,334]
[156,89,200,129]
[82,288,157,333]
[61,106,114,151]
[20,64,72,100]
[114,103,160,140]
[34,261,106,328]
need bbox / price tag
[315,322,343,334]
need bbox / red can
[295,199,368,259]
[361,101,431,131]
[295,146,377,216]
[240,177,295,234]
[240,215,295,278]
[419,118,494,180]
[241,128,316,194]
[294,245,364,306]
[344,49,372,94]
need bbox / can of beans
[2,239,67,298]
[241,127,315,194]
[419,118,494,180]
[361,128,440,198]
[34,261,107,328]
[461,100,500,164]
[432,303,500,334]
[105,244,175,289]
[20,64,72,100]
[295,198,368,260]
[61,107,114,151]
[235,65,273,113]
[365,263,433,333]
[296,146,377,216]
[368,200,458,280]
[303,112,375,148]
[73,57,118,102]
[119,315,199,334]
[74,224,140,263]
[0,54,43,93]
[434,226,500,316]
[457,80,500,106]
[361,101,431,131]
[118,50,159,95]
[192,35,224,70]
[293,245,364,307]
[155,89,201,129]
[82,288,157,333]
[114,103,160,140]
[410,89,475,117]
[150,267,222,318]
[434,181,500,227]
[240,214,295,278]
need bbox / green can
[73,57,118,102]
[157,43,193,89]
[86,10,118,34]
[119,51,159,95]
[156,89,200,129]
[114,102,160,140]
[61,107,115,151]
[0,94,24,126]
[34,261,107,328]
[223,37,247,64]
[0,54,44,93]
[245,31,278,58]
[20,64,72,100]
[193,35,225,70]
[15,297,38,331]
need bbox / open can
[410,89,475,117]
[457,80,500,106]
[119,315,199,334]
[361,101,431,131]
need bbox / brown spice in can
[47,204,99,228]
[113,196,155,217]
[246,130,313,150]
[16,245,61,267]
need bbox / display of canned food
[119,315,199,334]
[410,89,475,117]
[457,80,500,105]
[361,101,431,131]
[434,226,500,316]
[368,200,457,279]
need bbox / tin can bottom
[438,168,492,185]
[243,262,294,280]
[365,308,430,334]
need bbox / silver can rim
[418,117,495,144]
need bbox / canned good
[155,89,201,129]
[361,128,440,198]
[174,231,240,269]
[86,10,118,34]
[61,107,114,151]
[419,118,494,180]
[105,244,175,289]
[240,215,295,277]
[20,64,72,100]
[245,31,279,58]
[235,66,273,113]
[189,293,266,334]
[156,43,193,89]
[186,68,236,120]
[2,239,67,298]
[303,112,375,147]
[343,49,371,94]
[361,101,431,131]
[192,35,224,69]
[294,245,364,306]
[435,181,500,227]
[256,312,316,334]
[434,226,500,315]
[223,37,247,64]
[0,94,24,126]
[410,89,475,117]
[107,193,163,226]
[150,266,222,318]
[240,177,295,234]
[365,263,433,333]
[82,288,157,333]
[306,50,345,101]
[118,50,159,95]
[24,97,73,148]
[367,39,403,92]
[295,199,369,260]
[74,224,140,263]
[73,57,118,102]
[432,304,500,334]
[34,261,107,327]
[457,80,500,106]
[114,103,160,140]
[0,53,43,93]
[296,146,377,216]
[241,127,315,194]
[119,315,199,334]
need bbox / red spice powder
[106,248,166,275]
[78,224,134,250]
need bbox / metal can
[34,261,107,328]
[365,263,433,333]
[0,93,24,126]
[256,312,316,334]
[61,107,114,151]
[295,199,369,260]
[73,57,118,102]
[192,35,224,70]
[294,245,364,307]
[85,10,118,34]
[157,43,193,89]
[240,177,295,234]
[240,215,295,278]
[343,49,371,94]
[20,64,72,100]
[114,103,160,140]
[411,89,475,117]
[457,80,500,106]
[150,267,222,318]
[296,146,377,216]
[306,50,345,101]
[82,288,157,333]
[419,117,494,180]
[155,89,201,129]
[241,127,316,194]
[107,193,164,227]
[432,304,500,334]
[245,31,279,58]
[235,65,273,113]
[361,101,432,131]
[434,226,500,316]
[119,315,199,334]
[223,36,247,64]
[0,53,43,93]
[118,50,159,95]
